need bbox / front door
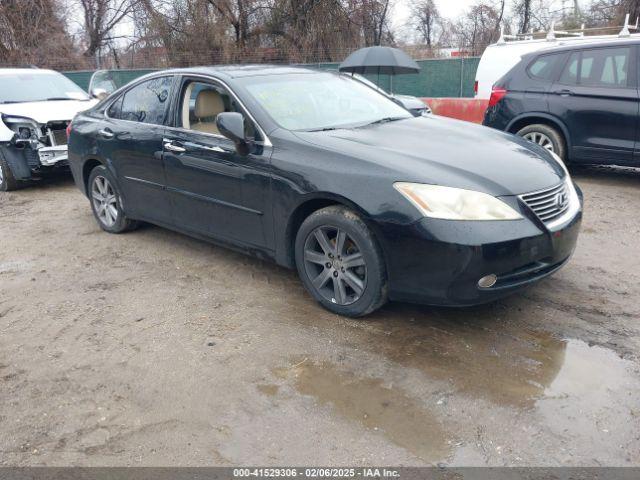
[162,78,273,250]
[549,45,639,165]
[101,75,176,223]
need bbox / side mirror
[90,88,109,101]
[216,112,253,155]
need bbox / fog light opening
[478,274,497,289]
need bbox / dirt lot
[1,166,639,467]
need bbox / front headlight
[394,182,522,221]
[1,114,40,140]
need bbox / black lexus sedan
[68,66,582,317]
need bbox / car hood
[0,99,97,124]
[292,115,565,196]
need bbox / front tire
[88,165,138,233]
[295,206,387,317]
[516,124,566,162]
[0,151,21,192]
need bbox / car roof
[160,64,322,80]
[522,37,640,60]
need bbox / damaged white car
[0,68,97,191]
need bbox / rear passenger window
[528,54,561,80]
[559,53,579,85]
[112,76,174,124]
[583,48,629,87]
[559,48,630,88]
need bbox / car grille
[520,182,570,224]
[49,128,68,146]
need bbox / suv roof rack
[496,13,639,45]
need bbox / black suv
[484,40,639,166]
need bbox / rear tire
[0,151,21,192]
[516,124,567,162]
[295,205,387,318]
[88,165,138,233]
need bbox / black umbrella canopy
[338,46,420,75]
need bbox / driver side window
[179,80,257,139]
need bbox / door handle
[555,89,573,97]
[99,128,114,139]
[163,140,186,153]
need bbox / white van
[474,16,640,99]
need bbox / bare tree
[0,0,82,68]
[77,0,137,61]
[411,0,441,47]
[357,0,393,46]
[513,0,532,33]
[205,0,261,48]
[453,1,501,56]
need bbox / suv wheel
[295,206,387,317]
[0,151,21,192]
[88,165,138,233]
[516,124,566,162]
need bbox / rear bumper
[377,197,582,306]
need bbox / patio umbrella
[338,46,420,75]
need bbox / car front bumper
[377,191,583,306]
[37,145,68,166]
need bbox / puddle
[536,339,640,453]
[275,359,450,462]
[357,304,569,407]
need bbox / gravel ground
[0,166,639,467]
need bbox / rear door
[549,45,639,164]
[101,75,176,223]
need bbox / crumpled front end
[0,114,70,180]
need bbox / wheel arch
[281,193,384,270]
[506,113,572,152]
[81,157,106,196]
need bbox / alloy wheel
[303,226,367,306]
[523,131,555,152]
[0,162,5,185]
[91,176,118,227]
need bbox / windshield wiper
[360,116,408,127]
[306,126,340,132]
[0,100,26,104]
[44,97,75,101]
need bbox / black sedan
[68,66,582,317]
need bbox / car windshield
[240,73,411,131]
[0,72,90,104]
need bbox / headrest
[195,90,224,117]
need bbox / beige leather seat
[191,90,225,135]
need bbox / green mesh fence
[63,69,157,92]
[303,57,480,98]
[63,58,480,98]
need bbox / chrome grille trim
[519,182,571,225]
